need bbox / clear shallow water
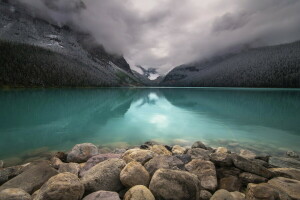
[0,88,300,165]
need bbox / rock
[0,160,3,168]
[54,152,67,162]
[230,191,245,200]
[232,154,274,178]
[0,164,30,185]
[268,177,300,200]
[210,153,233,167]
[191,141,207,149]
[149,169,199,200]
[79,153,121,177]
[32,190,39,199]
[144,141,160,146]
[210,189,234,200]
[187,148,210,160]
[251,158,274,168]
[144,155,184,176]
[270,168,300,181]
[120,161,150,187]
[150,145,172,156]
[50,157,63,169]
[82,191,121,200]
[246,183,280,200]
[216,147,229,154]
[239,172,267,185]
[140,144,150,149]
[67,143,99,163]
[121,149,156,165]
[286,151,299,158]
[216,167,241,179]
[0,161,58,194]
[164,145,173,152]
[58,163,80,175]
[81,158,125,193]
[124,185,155,200]
[174,154,192,164]
[239,149,256,159]
[172,145,186,155]
[112,148,127,154]
[219,176,241,192]
[33,172,84,200]
[185,159,217,191]
[0,188,31,200]
[199,190,212,200]
[255,155,270,163]
[269,156,300,169]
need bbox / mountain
[132,66,163,86]
[161,41,300,87]
[0,0,141,87]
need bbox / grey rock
[149,169,200,200]
[210,189,234,200]
[231,154,274,178]
[0,163,30,185]
[187,148,210,160]
[216,167,241,179]
[239,172,267,185]
[268,177,300,200]
[58,163,80,176]
[246,183,280,200]
[79,153,121,177]
[83,191,121,200]
[124,185,155,200]
[81,158,126,193]
[250,158,274,168]
[120,161,150,187]
[67,143,99,163]
[219,176,241,192]
[191,141,207,149]
[199,190,212,200]
[0,188,31,200]
[0,162,58,194]
[121,149,156,164]
[174,154,192,164]
[269,156,300,169]
[286,151,299,158]
[33,172,84,200]
[185,159,217,191]
[210,153,233,167]
[269,168,300,181]
[144,155,184,176]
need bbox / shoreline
[0,141,300,200]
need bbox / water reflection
[0,88,300,162]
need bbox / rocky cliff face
[0,0,140,87]
[161,41,300,87]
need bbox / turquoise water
[0,88,300,165]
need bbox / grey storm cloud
[15,0,300,74]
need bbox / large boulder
[219,176,241,192]
[239,172,267,185]
[144,155,184,176]
[150,145,172,156]
[246,183,280,200]
[58,163,80,176]
[231,154,274,178]
[33,172,84,200]
[210,189,234,200]
[269,168,300,181]
[268,177,300,200]
[81,158,126,193]
[149,169,200,200]
[0,162,58,194]
[185,159,217,191]
[120,161,150,187]
[191,141,207,149]
[121,149,156,164]
[124,185,155,200]
[186,148,210,160]
[0,188,31,200]
[79,153,121,177]
[171,145,186,155]
[210,153,233,167]
[67,143,99,163]
[82,191,121,200]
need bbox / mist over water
[0,88,300,163]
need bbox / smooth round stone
[239,149,256,159]
[0,188,31,200]
[124,185,155,200]
[150,145,172,156]
[67,143,99,163]
[58,163,80,175]
[216,147,229,154]
[120,161,150,187]
[268,177,300,199]
[82,191,121,200]
[191,141,207,149]
[210,189,234,200]
[121,149,156,164]
[171,145,186,155]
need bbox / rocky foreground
[0,141,300,200]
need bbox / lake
[0,88,300,166]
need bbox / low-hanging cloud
[14,0,300,74]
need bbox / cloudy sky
[18,0,300,74]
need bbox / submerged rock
[216,147,229,154]
[191,141,207,150]
[210,189,234,200]
[124,185,155,200]
[269,168,300,181]
[82,191,121,200]
[58,163,80,176]
[246,183,280,200]
[187,148,210,160]
[121,149,156,164]
[172,145,186,155]
[67,143,99,163]
[185,159,217,191]
[286,151,299,158]
[0,188,31,200]
[0,161,58,194]
[81,158,125,193]
[33,172,84,200]
[149,169,199,200]
[239,149,256,159]
[268,177,300,200]
[269,156,300,169]
[144,155,184,176]
[150,145,172,156]
[120,161,150,187]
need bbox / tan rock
[121,149,156,164]
[0,188,31,200]
[216,147,229,154]
[246,183,279,200]
[171,145,186,155]
[120,161,150,187]
[270,168,300,181]
[124,185,155,200]
[268,177,300,200]
[150,145,172,156]
[58,163,80,176]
